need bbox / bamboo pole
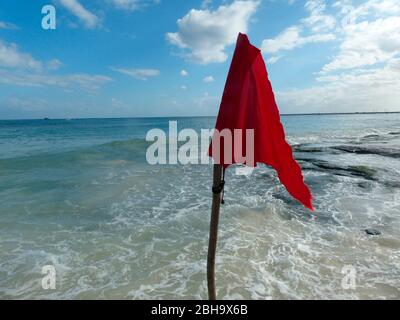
[207,164,223,300]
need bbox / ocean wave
[1,116,400,299]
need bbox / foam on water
[0,114,400,299]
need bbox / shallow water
[0,114,399,299]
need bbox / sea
[0,114,399,299]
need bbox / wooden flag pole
[207,164,223,300]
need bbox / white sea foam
[1,115,399,299]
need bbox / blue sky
[0,0,399,119]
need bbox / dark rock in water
[348,165,377,180]
[293,144,343,155]
[294,145,326,153]
[362,134,379,140]
[383,181,400,188]
[365,228,381,236]
[332,145,400,159]
[297,158,377,181]
[357,181,373,189]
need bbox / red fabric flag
[209,33,314,211]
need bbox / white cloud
[321,15,400,72]
[181,85,187,90]
[0,40,42,69]
[277,59,400,113]
[111,0,140,10]
[111,67,160,80]
[334,0,400,25]
[264,0,400,113]
[0,21,18,30]
[166,0,259,64]
[201,0,213,9]
[0,38,111,91]
[302,0,336,32]
[0,69,112,90]
[203,75,214,82]
[110,0,160,11]
[180,69,188,76]
[47,59,62,70]
[261,1,336,56]
[267,55,281,64]
[1,97,50,113]
[261,26,335,54]
[66,74,111,90]
[59,0,99,28]
[193,91,219,110]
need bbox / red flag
[209,33,314,211]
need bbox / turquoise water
[0,114,399,299]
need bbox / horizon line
[1,111,400,121]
